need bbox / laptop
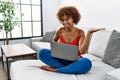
[50,42,79,61]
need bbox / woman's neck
[65,26,75,32]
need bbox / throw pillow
[102,30,120,68]
[40,30,56,42]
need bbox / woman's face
[61,15,74,30]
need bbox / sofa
[10,28,120,80]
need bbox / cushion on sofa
[105,68,120,80]
[82,54,101,61]
[10,60,78,80]
[10,59,115,80]
[102,30,120,68]
[88,30,112,58]
[32,42,50,52]
[40,30,56,42]
[32,42,50,58]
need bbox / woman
[38,6,105,74]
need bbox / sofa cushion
[40,30,56,42]
[82,54,101,61]
[105,68,120,80]
[10,59,115,80]
[32,42,50,52]
[10,60,77,80]
[88,30,112,58]
[102,30,120,68]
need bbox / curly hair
[57,6,81,24]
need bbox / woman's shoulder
[56,27,64,35]
[57,27,65,32]
[58,27,65,31]
[75,27,84,34]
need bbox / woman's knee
[83,58,92,67]
[78,58,92,73]
[38,49,51,59]
[56,58,92,74]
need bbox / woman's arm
[53,31,59,42]
[79,28,105,54]
[53,28,62,42]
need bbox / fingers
[88,28,105,33]
[95,28,105,31]
[98,28,105,30]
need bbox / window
[0,0,43,39]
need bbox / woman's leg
[38,48,65,68]
[56,58,92,74]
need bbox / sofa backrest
[40,30,56,42]
[88,30,112,59]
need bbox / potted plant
[0,0,23,45]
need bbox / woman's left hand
[88,28,105,33]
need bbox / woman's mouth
[63,23,69,27]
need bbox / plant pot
[5,32,9,45]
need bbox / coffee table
[1,43,37,80]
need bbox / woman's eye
[66,18,70,21]
[61,20,64,22]
[66,18,69,21]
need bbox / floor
[0,60,7,80]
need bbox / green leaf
[0,0,23,33]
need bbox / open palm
[88,28,105,33]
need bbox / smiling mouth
[63,23,69,27]
[64,26,71,31]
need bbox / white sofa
[10,29,120,80]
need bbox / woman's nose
[63,21,67,25]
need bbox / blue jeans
[38,48,92,74]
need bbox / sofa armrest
[105,68,120,80]
[31,37,43,42]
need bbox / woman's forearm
[80,31,92,54]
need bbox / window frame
[0,0,43,41]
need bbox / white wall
[42,0,61,33]
[56,0,120,31]
[42,0,120,33]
